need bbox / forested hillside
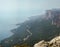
[1,9,60,47]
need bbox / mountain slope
[1,9,60,47]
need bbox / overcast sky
[0,0,60,40]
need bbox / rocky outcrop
[34,36,60,47]
[34,40,49,47]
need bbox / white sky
[0,0,60,11]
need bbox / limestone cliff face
[34,36,60,47]
[46,9,60,27]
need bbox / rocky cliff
[34,36,60,47]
